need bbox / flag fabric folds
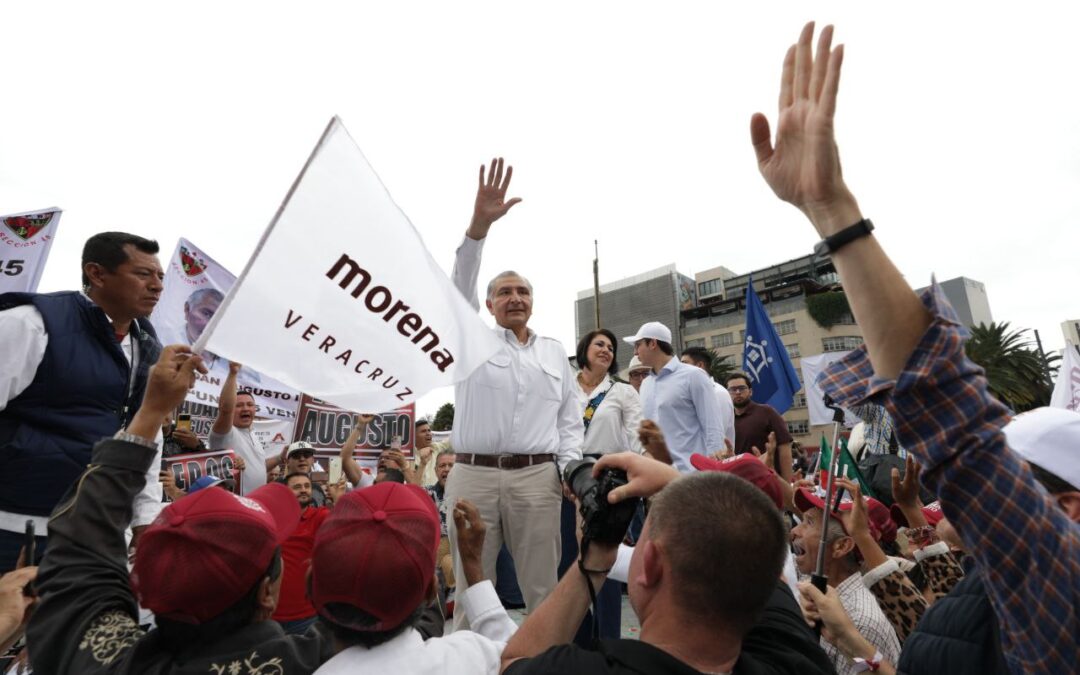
[817,435,875,498]
[742,274,802,413]
[1050,344,1080,412]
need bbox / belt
[455,453,555,470]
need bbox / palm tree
[964,322,1058,411]
[710,352,741,386]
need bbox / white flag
[195,117,501,412]
[801,352,860,426]
[1050,344,1080,412]
[0,208,62,293]
[151,237,302,421]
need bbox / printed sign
[292,394,415,470]
[162,449,242,500]
[0,208,62,293]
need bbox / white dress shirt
[449,237,583,472]
[639,357,724,473]
[575,375,643,456]
[0,303,164,531]
[314,579,517,674]
[714,381,736,448]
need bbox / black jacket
[898,566,1008,675]
[27,438,333,674]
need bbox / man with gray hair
[447,157,583,629]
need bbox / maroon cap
[794,487,856,534]
[131,482,300,624]
[890,500,945,528]
[691,453,783,510]
[310,482,439,631]
[865,497,897,544]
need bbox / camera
[564,458,640,545]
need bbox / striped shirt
[820,281,1080,673]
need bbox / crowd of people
[0,20,1076,675]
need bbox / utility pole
[1034,329,1052,381]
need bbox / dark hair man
[624,321,723,472]
[309,484,517,673]
[446,158,583,628]
[275,441,327,507]
[750,22,1079,671]
[272,472,341,635]
[500,452,834,674]
[26,345,333,673]
[211,362,279,495]
[0,231,165,571]
[726,371,794,481]
[680,346,736,450]
[412,418,446,487]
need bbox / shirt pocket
[532,360,564,402]
[474,352,512,390]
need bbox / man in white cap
[625,355,651,393]
[624,321,723,472]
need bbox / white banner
[151,237,301,421]
[801,352,860,426]
[195,117,501,412]
[0,208,62,293]
[1051,344,1080,412]
[253,417,296,460]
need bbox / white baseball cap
[623,321,672,345]
[1004,407,1080,492]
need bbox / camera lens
[564,458,597,501]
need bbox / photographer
[500,453,833,674]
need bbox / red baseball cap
[690,453,783,509]
[890,500,945,528]
[310,482,440,631]
[131,481,300,624]
[865,497,897,544]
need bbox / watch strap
[817,218,874,256]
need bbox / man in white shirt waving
[446,157,584,628]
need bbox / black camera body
[565,458,640,546]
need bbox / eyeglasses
[629,370,650,379]
[290,451,315,459]
[728,385,749,393]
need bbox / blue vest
[0,291,161,516]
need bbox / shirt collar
[499,325,536,347]
[836,571,865,596]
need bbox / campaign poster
[162,449,241,500]
[0,208,62,293]
[151,237,301,421]
[291,394,415,470]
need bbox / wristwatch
[812,218,874,258]
[113,429,158,450]
[852,650,883,672]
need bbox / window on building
[835,313,857,325]
[822,336,865,352]
[712,332,734,348]
[787,420,810,436]
[740,330,747,343]
[685,338,705,349]
[792,392,807,409]
[698,279,723,297]
[774,319,797,335]
[785,343,801,359]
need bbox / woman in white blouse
[559,328,643,643]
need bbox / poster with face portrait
[151,238,301,421]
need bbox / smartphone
[23,520,35,567]
[390,434,402,452]
[176,413,192,433]
[329,457,343,484]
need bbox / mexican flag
[818,435,875,498]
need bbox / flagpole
[811,394,846,635]
[593,240,601,329]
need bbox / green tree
[432,402,455,431]
[964,322,1058,411]
[710,353,741,386]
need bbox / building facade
[575,264,696,374]
[914,277,993,328]
[1063,319,1080,347]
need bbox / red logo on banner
[179,245,208,277]
[3,213,54,241]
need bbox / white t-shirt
[209,426,267,495]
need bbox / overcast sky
[4,2,1077,419]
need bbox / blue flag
[742,274,802,413]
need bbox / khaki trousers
[445,461,562,630]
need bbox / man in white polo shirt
[446,157,583,628]
[209,361,275,495]
[625,322,723,472]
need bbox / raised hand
[467,157,523,239]
[890,454,922,508]
[228,361,242,376]
[638,419,673,465]
[751,22,861,236]
[834,477,871,541]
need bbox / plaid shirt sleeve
[818,281,1080,673]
